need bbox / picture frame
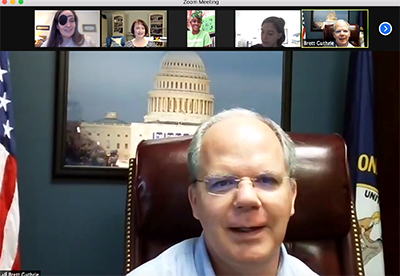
[36,25,50,30]
[82,24,97,32]
[311,10,350,31]
[53,51,293,182]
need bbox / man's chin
[230,248,272,264]
[230,240,276,259]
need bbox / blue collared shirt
[127,233,319,276]
[334,42,355,47]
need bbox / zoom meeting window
[0,1,398,276]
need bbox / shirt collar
[194,232,289,276]
[335,42,350,47]
[194,232,215,276]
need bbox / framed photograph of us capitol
[53,51,292,181]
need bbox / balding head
[200,116,285,180]
[188,108,296,183]
[333,19,350,32]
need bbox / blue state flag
[343,51,385,276]
[358,11,365,47]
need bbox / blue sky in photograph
[313,11,348,22]
[67,51,284,125]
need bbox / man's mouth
[229,226,265,233]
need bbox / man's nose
[233,179,262,210]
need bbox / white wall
[34,10,100,46]
[235,10,301,47]
[102,10,167,38]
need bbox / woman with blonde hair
[41,10,96,47]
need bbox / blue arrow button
[379,22,392,36]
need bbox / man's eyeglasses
[335,30,349,34]
[195,173,290,196]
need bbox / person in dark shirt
[252,16,286,48]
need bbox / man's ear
[290,179,297,216]
[188,184,200,220]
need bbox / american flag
[302,11,306,39]
[0,51,21,270]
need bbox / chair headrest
[132,133,352,242]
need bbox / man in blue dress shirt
[128,108,319,276]
[333,20,355,47]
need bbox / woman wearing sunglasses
[41,10,96,47]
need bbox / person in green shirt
[187,10,212,47]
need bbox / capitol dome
[161,51,206,71]
[144,51,215,125]
[162,51,205,67]
[157,51,209,84]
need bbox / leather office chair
[323,24,360,46]
[124,133,364,275]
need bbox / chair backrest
[124,133,364,275]
[106,36,126,47]
[323,23,360,46]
